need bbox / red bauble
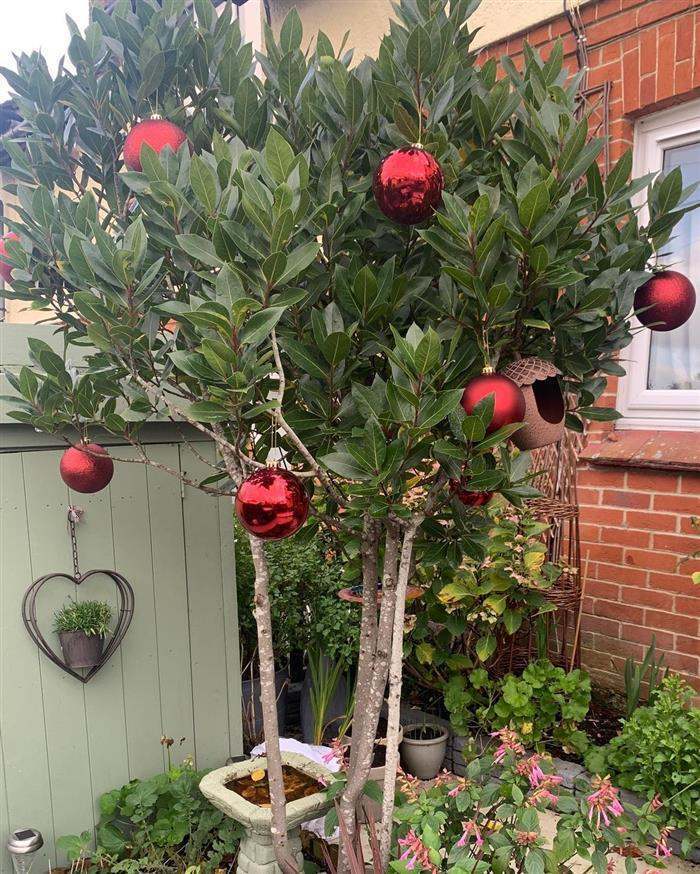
[60,443,114,493]
[461,371,526,435]
[235,467,309,540]
[123,118,188,172]
[449,478,493,507]
[372,146,444,225]
[634,270,696,332]
[0,232,20,285]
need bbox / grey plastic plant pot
[400,723,450,779]
[58,630,105,669]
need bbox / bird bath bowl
[199,752,333,873]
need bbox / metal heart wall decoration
[22,569,135,683]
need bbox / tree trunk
[216,431,297,874]
[249,534,299,874]
[379,518,422,868]
[337,520,399,872]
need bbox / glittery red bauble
[372,146,444,225]
[0,232,20,285]
[235,467,309,540]
[634,270,696,332]
[461,372,526,435]
[449,478,493,507]
[123,119,188,172]
[60,443,114,493]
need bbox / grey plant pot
[400,723,450,779]
[300,656,349,744]
[241,668,289,746]
[58,630,104,669]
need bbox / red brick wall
[479,0,700,693]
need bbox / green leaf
[475,634,496,662]
[321,451,372,481]
[282,337,327,379]
[344,75,364,126]
[189,155,219,214]
[176,234,224,268]
[239,307,285,346]
[405,25,431,73]
[655,166,683,214]
[276,241,319,285]
[418,389,463,430]
[577,406,623,421]
[606,148,632,197]
[32,187,54,227]
[279,7,303,53]
[518,181,550,229]
[265,128,295,184]
[137,51,166,100]
[321,331,351,366]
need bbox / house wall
[0,326,243,872]
[479,0,700,693]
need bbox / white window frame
[617,99,700,430]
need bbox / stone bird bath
[199,752,334,873]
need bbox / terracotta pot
[400,723,450,779]
[58,630,104,669]
[500,357,565,450]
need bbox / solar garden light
[6,828,43,873]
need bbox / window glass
[647,140,700,390]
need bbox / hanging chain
[67,506,84,577]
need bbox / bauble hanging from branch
[123,117,188,172]
[633,270,696,332]
[500,357,565,450]
[60,443,114,494]
[373,145,444,225]
[0,232,19,285]
[235,467,309,541]
[460,369,526,435]
[449,477,493,507]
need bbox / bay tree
[0,0,693,870]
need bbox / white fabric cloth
[250,737,340,840]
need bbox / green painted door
[0,440,242,872]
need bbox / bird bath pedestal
[199,752,333,873]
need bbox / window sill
[580,430,700,472]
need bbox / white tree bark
[379,517,423,868]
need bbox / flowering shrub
[391,731,668,873]
[588,676,700,854]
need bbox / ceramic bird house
[500,358,565,450]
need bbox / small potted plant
[400,721,450,779]
[54,598,112,669]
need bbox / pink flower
[490,728,525,763]
[527,774,563,808]
[515,830,538,846]
[655,828,672,860]
[323,738,349,771]
[516,754,546,787]
[446,776,471,797]
[650,794,664,812]
[586,776,625,829]
[456,819,484,850]
[606,861,616,873]
[398,830,435,872]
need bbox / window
[617,100,700,429]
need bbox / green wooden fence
[0,325,242,872]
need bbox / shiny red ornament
[461,371,526,435]
[0,232,20,285]
[123,118,188,172]
[449,478,493,507]
[235,467,309,541]
[634,270,696,332]
[372,146,444,225]
[60,443,114,493]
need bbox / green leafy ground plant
[587,676,700,853]
[57,759,242,873]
